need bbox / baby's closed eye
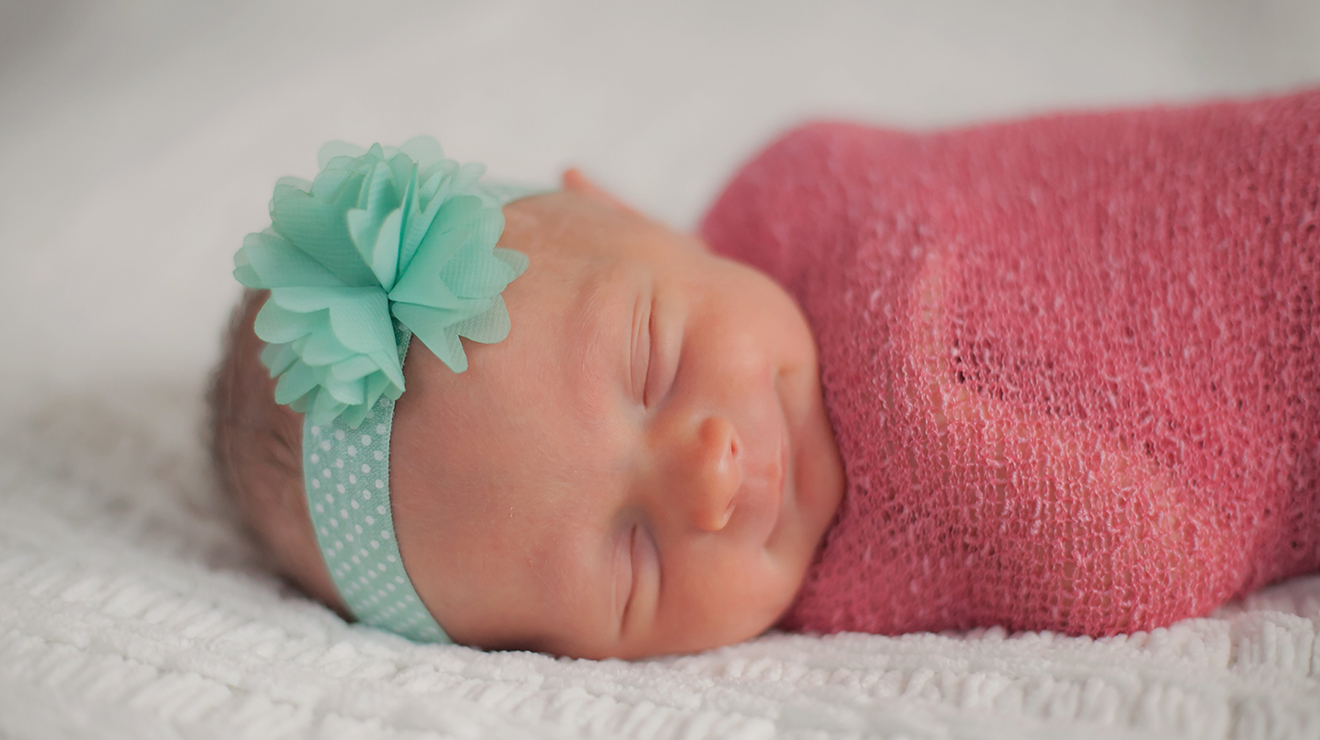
[617,523,639,630]
[631,291,652,405]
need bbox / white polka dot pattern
[303,338,449,644]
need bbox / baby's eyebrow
[569,264,633,390]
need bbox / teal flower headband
[235,137,528,428]
[234,137,533,642]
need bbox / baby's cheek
[707,548,797,635]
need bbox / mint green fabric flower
[234,137,529,427]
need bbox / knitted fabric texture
[700,89,1320,637]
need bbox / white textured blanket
[2,384,1319,739]
[3,1,1320,737]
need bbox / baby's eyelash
[642,301,658,407]
[621,523,639,628]
[633,295,652,404]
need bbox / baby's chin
[759,285,845,576]
[793,379,846,544]
[757,408,840,619]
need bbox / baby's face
[387,176,844,659]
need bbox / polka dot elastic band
[303,327,449,643]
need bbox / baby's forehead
[502,219,640,333]
[503,190,676,265]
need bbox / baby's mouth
[758,430,788,548]
[762,370,797,549]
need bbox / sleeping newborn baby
[211,89,1320,660]
[214,165,845,659]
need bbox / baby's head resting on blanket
[213,171,845,659]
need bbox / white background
[2,0,1319,406]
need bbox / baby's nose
[684,416,742,532]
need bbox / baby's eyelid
[643,296,680,409]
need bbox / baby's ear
[561,168,637,214]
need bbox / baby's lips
[767,435,789,544]
[745,431,788,549]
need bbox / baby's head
[211,169,844,659]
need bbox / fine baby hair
[220,138,531,642]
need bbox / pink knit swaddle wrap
[701,90,1320,636]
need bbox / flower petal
[308,164,361,202]
[298,326,357,367]
[323,373,365,406]
[452,296,512,344]
[330,354,381,382]
[391,302,478,372]
[493,247,530,278]
[337,397,372,429]
[346,162,399,249]
[233,261,259,289]
[318,141,367,169]
[389,229,467,308]
[449,162,486,198]
[365,349,406,391]
[236,231,344,289]
[417,160,458,207]
[442,241,519,299]
[274,360,319,405]
[269,287,394,354]
[386,153,415,196]
[355,161,400,215]
[307,388,348,427]
[275,176,312,193]
[260,343,299,377]
[364,371,394,406]
[253,302,321,345]
[369,208,403,290]
[421,166,485,217]
[398,136,445,171]
[401,170,452,269]
[271,190,377,287]
[434,196,504,259]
